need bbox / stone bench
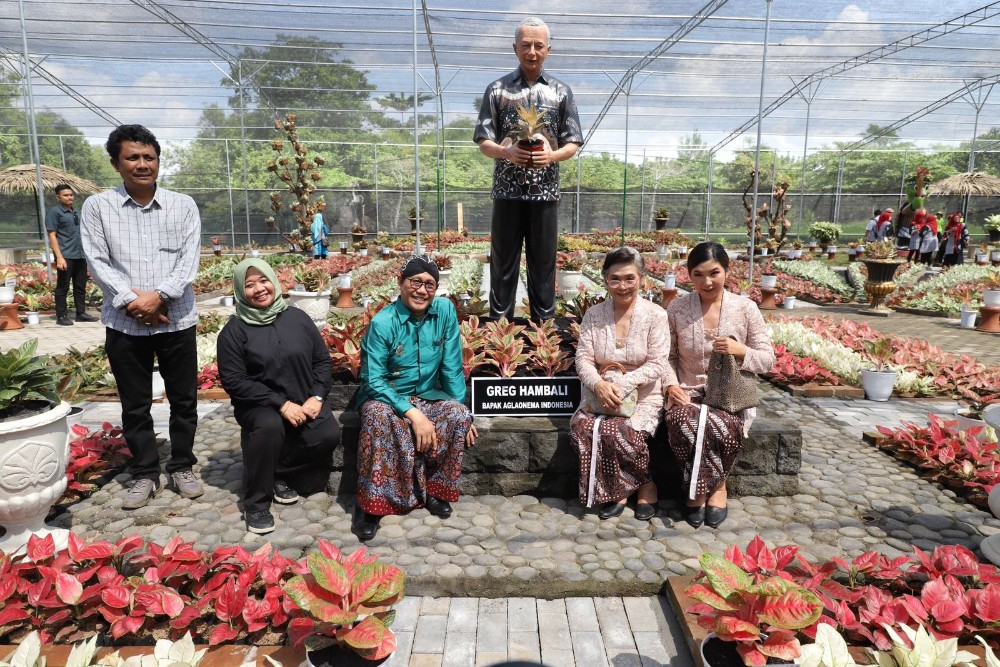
[326,408,801,499]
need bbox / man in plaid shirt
[82,125,205,509]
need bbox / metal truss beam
[0,46,120,126]
[840,73,1000,153]
[584,0,731,147]
[710,1,1000,154]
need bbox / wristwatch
[155,289,170,303]
[312,395,325,403]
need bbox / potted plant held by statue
[0,339,71,553]
[285,540,405,666]
[860,336,897,402]
[513,104,548,168]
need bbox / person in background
[864,209,881,242]
[941,212,967,267]
[311,199,328,259]
[873,208,894,241]
[351,256,477,541]
[570,247,669,521]
[919,213,939,266]
[45,184,98,326]
[662,242,775,530]
[81,124,204,510]
[217,259,340,534]
[906,212,925,264]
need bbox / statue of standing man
[474,16,583,322]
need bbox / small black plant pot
[701,634,796,667]
[990,229,1000,243]
[654,218,668,231]
[307,645,389,667]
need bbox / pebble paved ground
[5,291,999,665]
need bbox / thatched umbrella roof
[930,171,1000,198]
[0,164,104,196]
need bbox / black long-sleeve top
[216,307,333,416]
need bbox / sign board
[471,376,581,417]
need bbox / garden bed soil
[0,644,300,667]
[862,430,989,511]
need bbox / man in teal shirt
[353,256,477,541]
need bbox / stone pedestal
[978,306,1000,333]
[759,288,777,311]
[661,288,678,307]
[0,304,23,331]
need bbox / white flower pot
[287,289,333,327]
[0,285,14,305]
[151,368,165,400]
[760,248,768,257]
[664,273,677,289]
[437,269,451,294]
[250,249,260,258]
[783,296,796,309]
[960,308,977,329]
[984,289,1000,309]
[359,248,368,257]
[953,407,992,441]
[25,312,39,326]
[860,369,896,402]
[558,270,585,299]
[977,253,988,265]
[222,295,235,307]
[993,252,1000,262]
[212,244,222,252]
[761,274,778,290]
[0,401,71,554]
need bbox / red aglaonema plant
[481,318,529,378]
[284,540,405,661]
[686,551,824,666]
[524,319,572,377]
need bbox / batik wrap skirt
[569,411,652,507]
[665,396,744,499]
[357,397,472,516]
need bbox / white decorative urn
[0,401,71,554]
[287,289,332,328]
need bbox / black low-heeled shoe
[426,496,453,519]
[705,505,729,529]
[598,501,627,519]
[684,505,706,528]
[351,506,380,542]
[634,503,657,521]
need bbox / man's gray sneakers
[123,478,160,510]
[170,470,204,499]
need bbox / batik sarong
[569,411,651,507]
[665,396,744,498]
[357,397,472,516]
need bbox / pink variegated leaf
[308,552,350,597]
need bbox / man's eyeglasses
[606,276,639,287]
[406,278,438,292]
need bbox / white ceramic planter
[250,249,260,258]
[761,274,778,290]
[222,295,235,307]
[0,285,14,305]
[0,401,71,554]
[993,252,1000,262]
[437,269,451,294]
[977,253,989,265]
[558,270,585,299]
[287,290,333,327]
[359,248,368,257]
[960,309,977,329]
[25,312,39,326]
[664,273,677,289]
[860,369,896,402]
[783,296,796,309]
[984,289,1000,309]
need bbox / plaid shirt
[81,184,200,336]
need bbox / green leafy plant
[0,339,60,419]
[283,541,405,661]
[653,206,670,220]
[685,552,823,667]
[861,337,895,373]
[809,221,842,245]
[458,315,489,379]
[556,251,586,272]
[292,265,332,293]
[983,214,1000,232]
[48,345,114,401]
[481,318,529,378]
[870,624,977,667]
[864,239,898,261]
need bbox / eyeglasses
[406,277,438,292]
[606,276,639,287]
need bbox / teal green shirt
[356,297,465,416]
